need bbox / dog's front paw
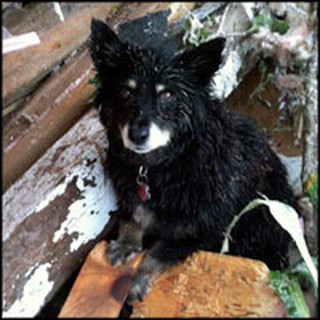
[126,274,152,304]
[108,239,142,266]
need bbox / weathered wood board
[2,109,118,317]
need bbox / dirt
[226,62,303,158]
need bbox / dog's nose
[128,120,149,145]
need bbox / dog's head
[89,18,225,165]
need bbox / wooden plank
[58,241,144,318]
[132,252,286,317]
[2,2,118,107]
[2,49,95,192]
[2,109,118,317]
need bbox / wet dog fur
[89,19,298,303]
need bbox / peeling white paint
[53,157,117,252]
[3,110,107,242]
[3,263,54,318]
[212,49,242,100]
[34,181,69,214]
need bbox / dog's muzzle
[120,120,171,154]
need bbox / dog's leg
[126,239,197,303]
[108,219,143,266]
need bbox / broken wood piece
[58,241,144,318]
[2,31,40,54]
[131,252,286,318]
[122,2,196,23]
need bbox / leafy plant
[250,13,290,35]
[269,270,310,317]
[221,194,318,285]
[183,14,213,46]
[270,257,318,317]
[221,194,318,317]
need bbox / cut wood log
[58,241,144,318]
[131,252,287,318]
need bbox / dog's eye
[159,91,172,101]
[119,87,133,99]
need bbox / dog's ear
[179,38,225,86]
[89,18,124,70]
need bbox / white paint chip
[3,263,54,317]
[53,2,65,21]
[53,158,117,252]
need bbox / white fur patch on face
[120,122,171,154]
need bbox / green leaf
[88,75,101,88]
[289,258,318,300]
[269,271,310,317]
[306,174,318,210]
[271,18,290,35]
[251,14,290,35]
[111,4,121,15]
[252,13,273,29]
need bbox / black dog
[89,18,298,303]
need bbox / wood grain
[59,241,144,318]
[132,252,287,318]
